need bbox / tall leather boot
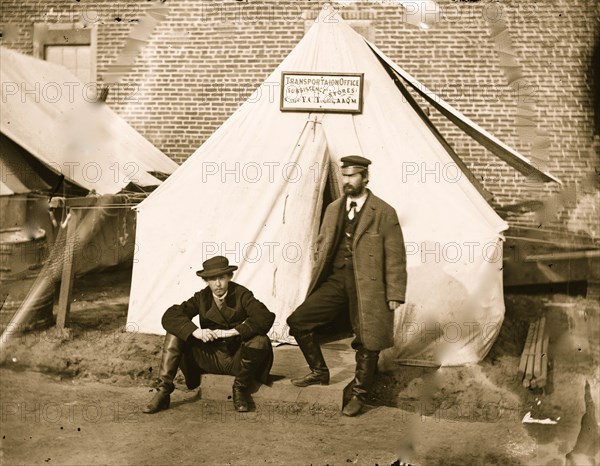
[143,333,185,414]
[290,332,330,387]
[342,348,379,417]
[232,345,267,412]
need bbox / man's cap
[340,155,372,175]
[196,256,238,278]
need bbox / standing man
[287,155,407,417]
[144,256,275,414]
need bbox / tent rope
[272,265,277,298]
[310,115,321,142]
[282,194,289,224]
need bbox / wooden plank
[56,209,78,330]
[537,335,550,387]
[533,316,546,379]
[49,194,132,209]
[522,319,539,388]
[526,249,600,262]
[518,322,537,380]
[505,226,597,248]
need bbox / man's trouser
[286,266,379,402]
[155,333,272,394]
[287,266,359,339]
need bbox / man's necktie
[348,201,357,220]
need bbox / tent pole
[56,208,79,330]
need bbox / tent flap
[366,40,561,184]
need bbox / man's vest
[332,202,364,271]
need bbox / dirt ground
[1,266,599,465]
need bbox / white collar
[346,192,368,212]
[213,291,228,302]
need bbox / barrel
[0,228,55,331]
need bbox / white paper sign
[280,72,364,113]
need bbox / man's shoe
[232,387,250,412]
[290,370,330,387]
[342,395,364,417]
[143,391,170,414]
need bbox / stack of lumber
[518,316,550,388]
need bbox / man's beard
[343,184,365,197]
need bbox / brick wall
[2,0,598,235]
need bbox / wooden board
[518,321,537,380]
[533,316,546,380]
[522,319,539,388]
[538,335,550,387]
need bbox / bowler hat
[340,155,372,175]
[196,256,238,278]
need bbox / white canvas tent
[127,6,557,366]
[1,47,178,195]
[0,47,179,271]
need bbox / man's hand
[192,328,217,342]
[217,328,240,338]
[192,328,240,341]
[388,300,404,311]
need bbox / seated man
[144,256,275,414]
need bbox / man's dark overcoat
[307,190,407,351]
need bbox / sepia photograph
[0,1,598,464]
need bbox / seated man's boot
[232,337,270,412]
[342,348,379,417]
[290,332,330,387]
[232,384,250,413]
[144,390,171,414]
[143,333,185,414]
